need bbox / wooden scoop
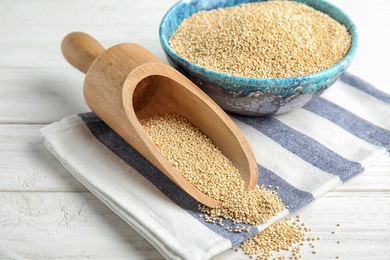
[61,32,258,207]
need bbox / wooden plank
[1,191,388,259]
[0,69,89,124]
[0,0,177,69]
[0,191,163,259]
[327,0,390,91]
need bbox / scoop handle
[61,32,105,74]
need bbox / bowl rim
[159,0,358,91]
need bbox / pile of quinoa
[238,216,342,259]
[241,220,305,258]
[169,1,352,79]
[140,114,285,225]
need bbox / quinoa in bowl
[159,0,358,116]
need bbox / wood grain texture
[0,192,164,259]
[61,32,105,74]
[0,191,388,259]
[0,70,89,124]
[0,0,389,259]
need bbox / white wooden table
[1,1,389,259]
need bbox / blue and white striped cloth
[40,72,390,260]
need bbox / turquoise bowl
[159,0,358,116]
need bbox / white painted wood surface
[0,0,389,259]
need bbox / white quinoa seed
[169,1,351,79]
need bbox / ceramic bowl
[159,0,358,116]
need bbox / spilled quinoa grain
[238,215,321,259]
[241,220,305,258]
[169,1,351,79]
[141,114,344,259]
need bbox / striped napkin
[40,72,390,260]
